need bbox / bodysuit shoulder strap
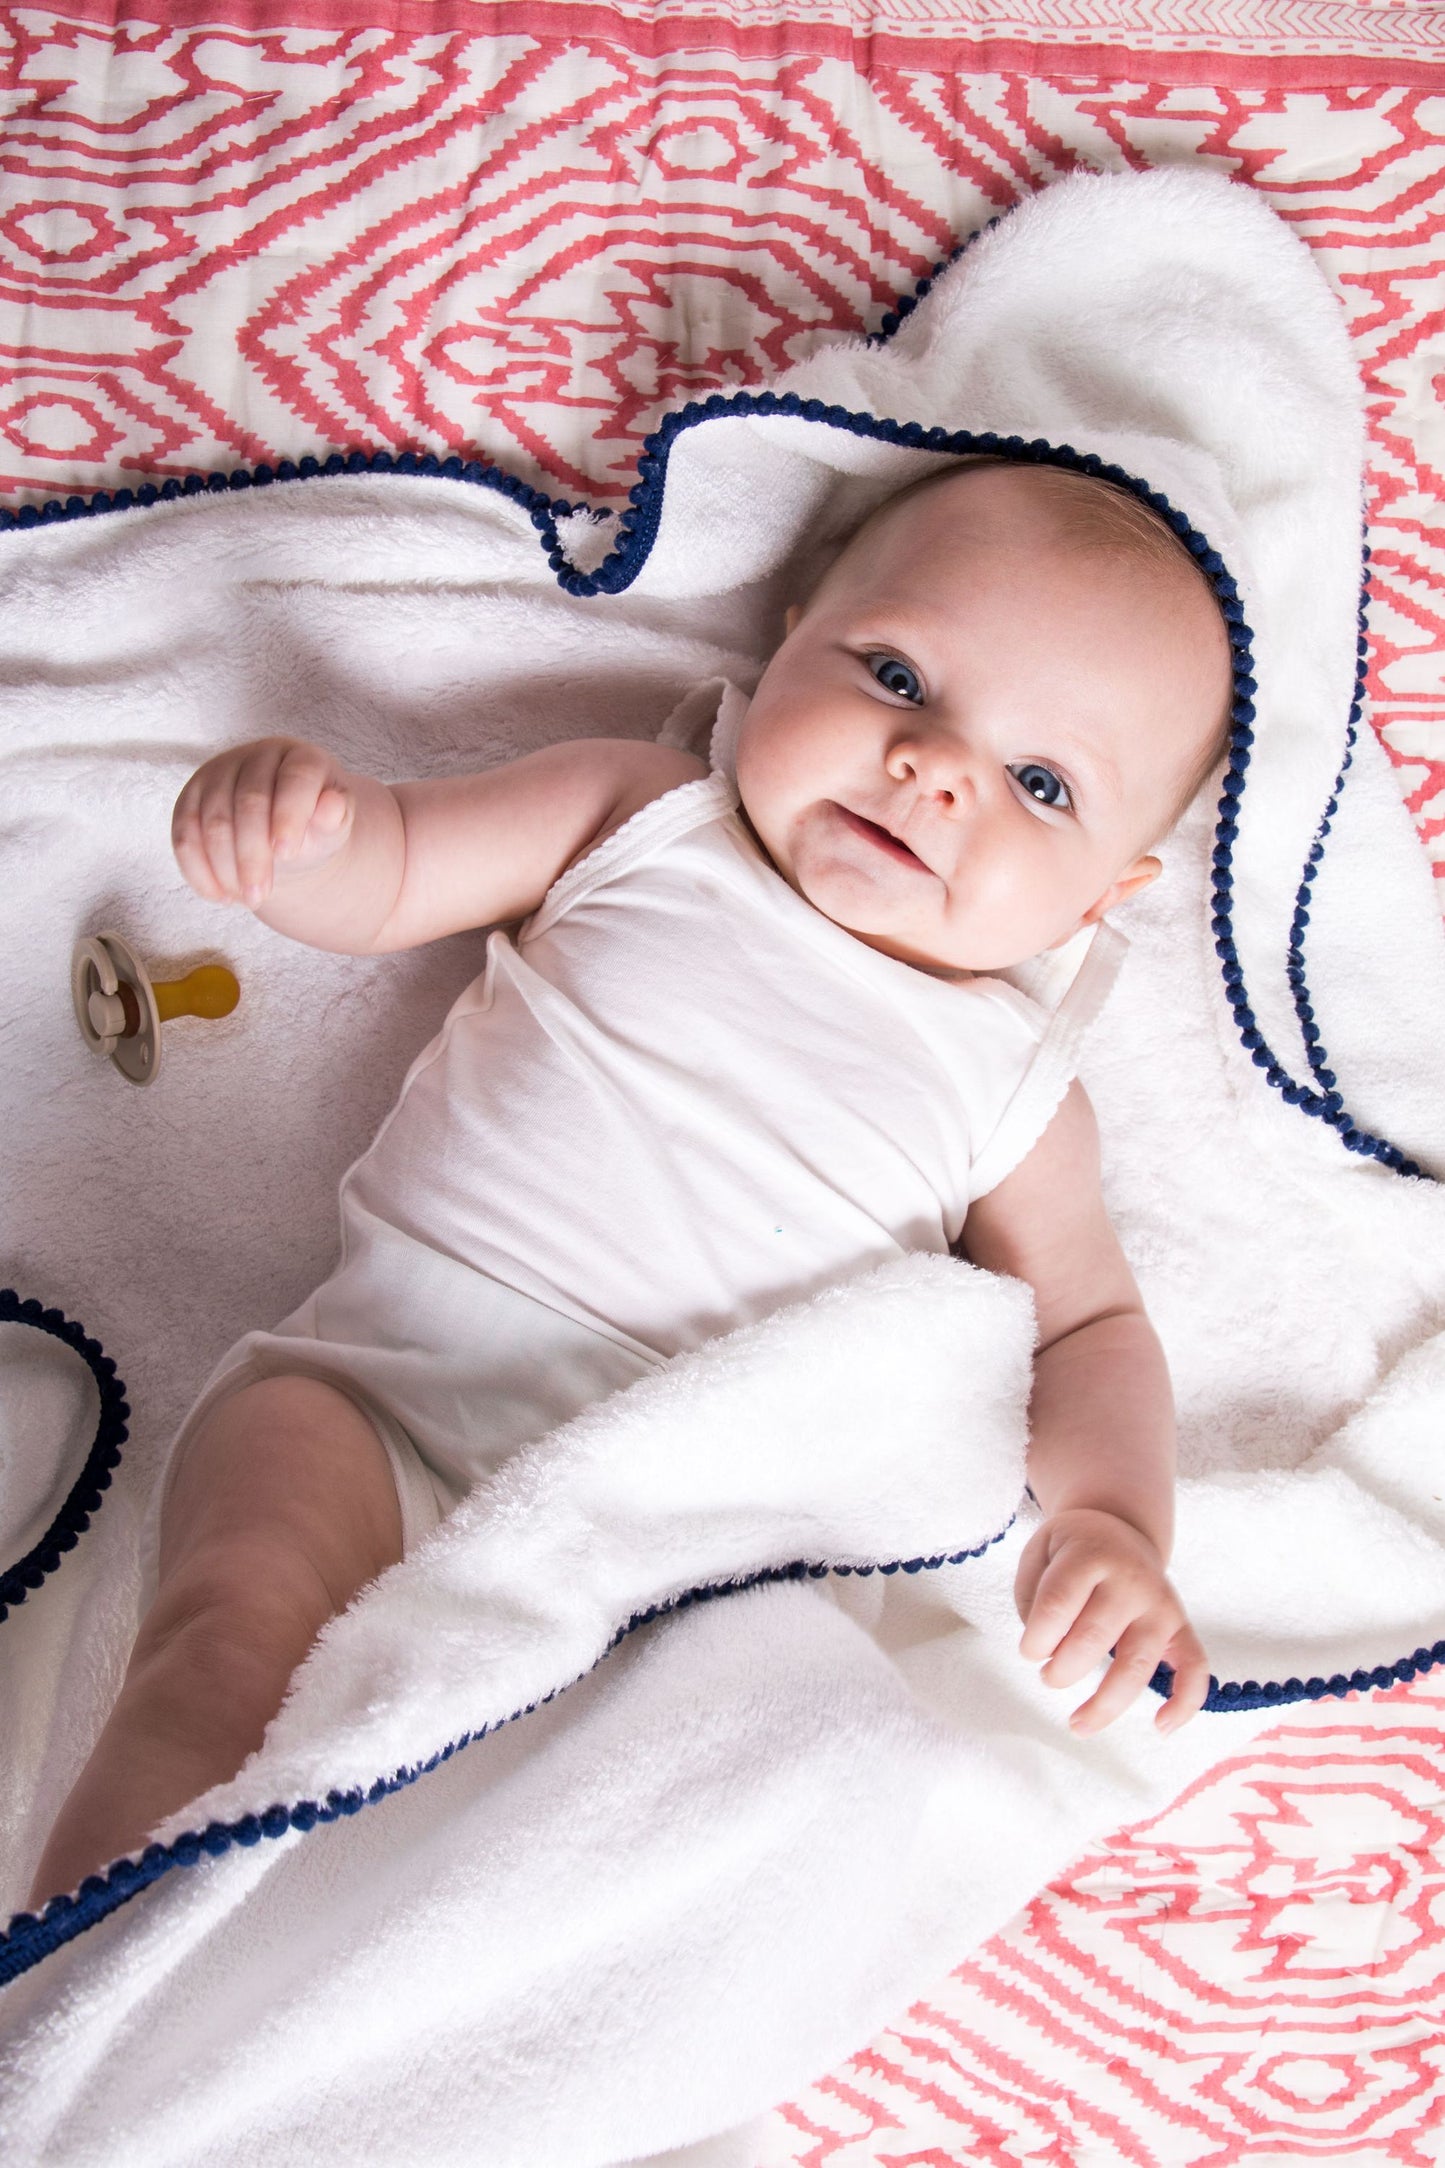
[967,920,1130,1201]
[524,769,737,941]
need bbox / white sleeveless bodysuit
[154,694,1126,1561]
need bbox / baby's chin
[811,895,1083,977]
[793,890,1007,976]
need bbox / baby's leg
[26,1374,402,1910]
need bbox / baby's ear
[1079,854,1162,928]
[783,603,801,637]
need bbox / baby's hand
[172,737,355,910]
[1015,1507,1212,1737]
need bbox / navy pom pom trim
[4,1480,1440,1991]
[1207,543,1424,1179]
[0,1290,128,1621]
[0,1518,1017,1986]
[0,449,573,551]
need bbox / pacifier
[71,931,240,1086]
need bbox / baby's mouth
[834,804,926,869]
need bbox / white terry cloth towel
[1,166,1443,2166]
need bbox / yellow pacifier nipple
[152,964,241,1024]
[72,932,240,1086]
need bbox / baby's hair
[800,455,1235,839]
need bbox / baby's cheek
[734,740,798,862]
[938,875,1065,975]
[731,728,768,814]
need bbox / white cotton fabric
[334,761,1050,1362]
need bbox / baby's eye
[868,654,923,704]
[1009,762,1073,814]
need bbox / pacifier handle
[72,933,239,1086]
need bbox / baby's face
[733,464,1232,974]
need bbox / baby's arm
[960,1080,1211,1736]
[172,734,708,952]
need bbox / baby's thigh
[154,1374,402,1639]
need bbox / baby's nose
[914,744,976,811]
[890,730,978,813]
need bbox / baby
[30,456,1233,1907]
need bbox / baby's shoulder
[597,743,710,840]
[560,743,712,872]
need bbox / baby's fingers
[268,745,348,868]
[1065,1615,1173,1734]
[173,759,256,904]
[1016,1538,1109,1671]
[1031,1578,1137,1692]
[1068,1618,1212,1738]
[227,743,294,905]
[171,771,228,902]
[172,740,346,910]
[1153,1626,1213,1735]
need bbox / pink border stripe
[30,0,1445,88]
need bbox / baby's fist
[172,737,354,909]
[1015,1507,1211,1737]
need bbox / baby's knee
[136,1533,340,1690]
[160,1370,404,1602]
